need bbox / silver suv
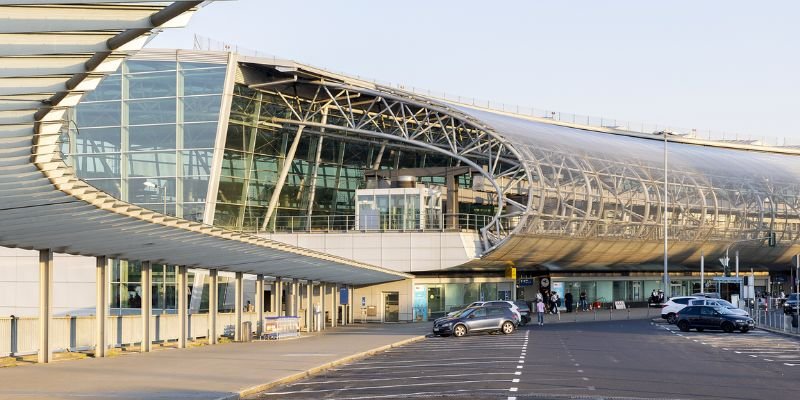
[689,298,749,317]
[661,296,702,324]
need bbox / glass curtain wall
[65,58,226,221]
[215,84,466,231]
[109,259,177,314]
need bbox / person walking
[565,291,573,313]
[536,299,545,325]
[579,291,588,311]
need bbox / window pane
[76,101,121,127]
[85,179,121,198]
[183,95,222,122]
[129,124,176,151]
[128,151,177,178]
[183,203,205,222]
[128,177,176,203]
[74,127,121,153]
[127,60,176,73]
[183,176,210,202]
[182,68,226,95]
[128,98,176,125]
[184,122,218,149]
[128,71,177,99]
[73,154,120,178]
[182,150,213,176]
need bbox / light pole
[660,131,670,297]
[143,181,166,215]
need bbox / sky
[148,0,800,144]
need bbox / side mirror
[468,314,476,319]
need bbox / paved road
[255,320,800,399]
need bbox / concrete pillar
[270,279,277,315]
[275,278,282,316]
[292,279,300,316]
[95,256,107,358]
[141,261,152,353]
[285,279,294,317]
[234,271,243,341]
[321,283,327,330]
[255,274,264,337]
[348,287,355,324]
[338,285,345,326]
[177,266,187,349]
[208,269,218,344]
[332,284,338,328]
[305,281,312,332]
[38,249,53,364]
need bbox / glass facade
[213,84,469,231]
[109,259,177,313]
[65,58,226,222]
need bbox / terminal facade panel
[52,49,800,320]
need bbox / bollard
[609,308,613,320]
[593,309,597,321]
[627,308,630,320]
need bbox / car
[783,293,799,314]
[483,300,524,324]
[513,300,532,324]
[432,306,517,337]
[691,292,721,299]
[675,305,755,333]
[689,298,749,317]
[661,296,703,324]
[445,301,485,317]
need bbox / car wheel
[696,328,704,332]
[667,313,677,324]
[677,320,690,332]
[453,324,467,337]
[722,321,735,333]
[739,327,750,333]
[501,321,515,334]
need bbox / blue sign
[339,287,348,305]
[519,278,533,287]
[712,277,742,283]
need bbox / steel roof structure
[0,1,411,285]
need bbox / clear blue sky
[149,0,800,144]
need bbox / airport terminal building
[6,47,796,321]
[3,41,800,330]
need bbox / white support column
[234,271,243,341]
[332,284,338,328]
[321,283,327,330]
[141,261,152,353]
[209,269,218,344]
[177,266,187,349]
[95,256,107,358]
[305,281,312,332]
[255,274,264,337]
[285,279,294,317]
[275,278,282,316]
[348,287,355,324]
[38,249,53,364]
[292,279,300,316]
[339,285,345,326]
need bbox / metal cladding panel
[449,104,800,183]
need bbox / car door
[699,306,719,328]
[465,307,489,331]
[682,306,702,327]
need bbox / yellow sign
[505,266,516,279]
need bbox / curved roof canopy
[0,1,411,285]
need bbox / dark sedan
[676,305,755,333]
[432,306,517,337]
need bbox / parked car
[513,300,532,324]
[661,296,703,324]
[689,298,749,317]
[675,305,755,333]
[783,293,799,314]
[691,292,721,299]
[445,301,485,317]
[483,300,524,324]
[432,306,517,337]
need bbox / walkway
[0,308,658,400]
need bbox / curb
[217,334,427,400]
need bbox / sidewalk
[0,308,656,400]
[0,323,429,400]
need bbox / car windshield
[718,300,735,308]
[715,306,734,315]
[457,308,477,318]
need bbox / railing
[240,213,497,234]
[750,306,800,334]
[0,312,263,357]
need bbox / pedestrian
[579,291,588,311]
[536,299,545,325]
[550,291,559,314]
[565,291,573,313]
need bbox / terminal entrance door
[384,292,399,322]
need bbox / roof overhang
[0,1,411,285]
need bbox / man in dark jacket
[565,292,574,313]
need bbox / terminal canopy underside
[234,57,800,270]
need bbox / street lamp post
[662,132,670,296]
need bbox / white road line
[353,356,522,365]
[515,371,522,375]
[263,379,515,395]
[289,372,517,386]
[338,360,521,370]
[509,387,518,392]
[513,379,520,383]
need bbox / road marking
[519,360,525,364]
[577,369,583,373]
[513,378,520,383]
[517,365,523,369]
[289,372,517,386]
[582,377,589,381]
[263,380,515,395]
[509,387,518,392]
[515,371,522,375]
[509,397,517,400]
[574,363,580,366]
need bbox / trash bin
[241,321,252,342]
